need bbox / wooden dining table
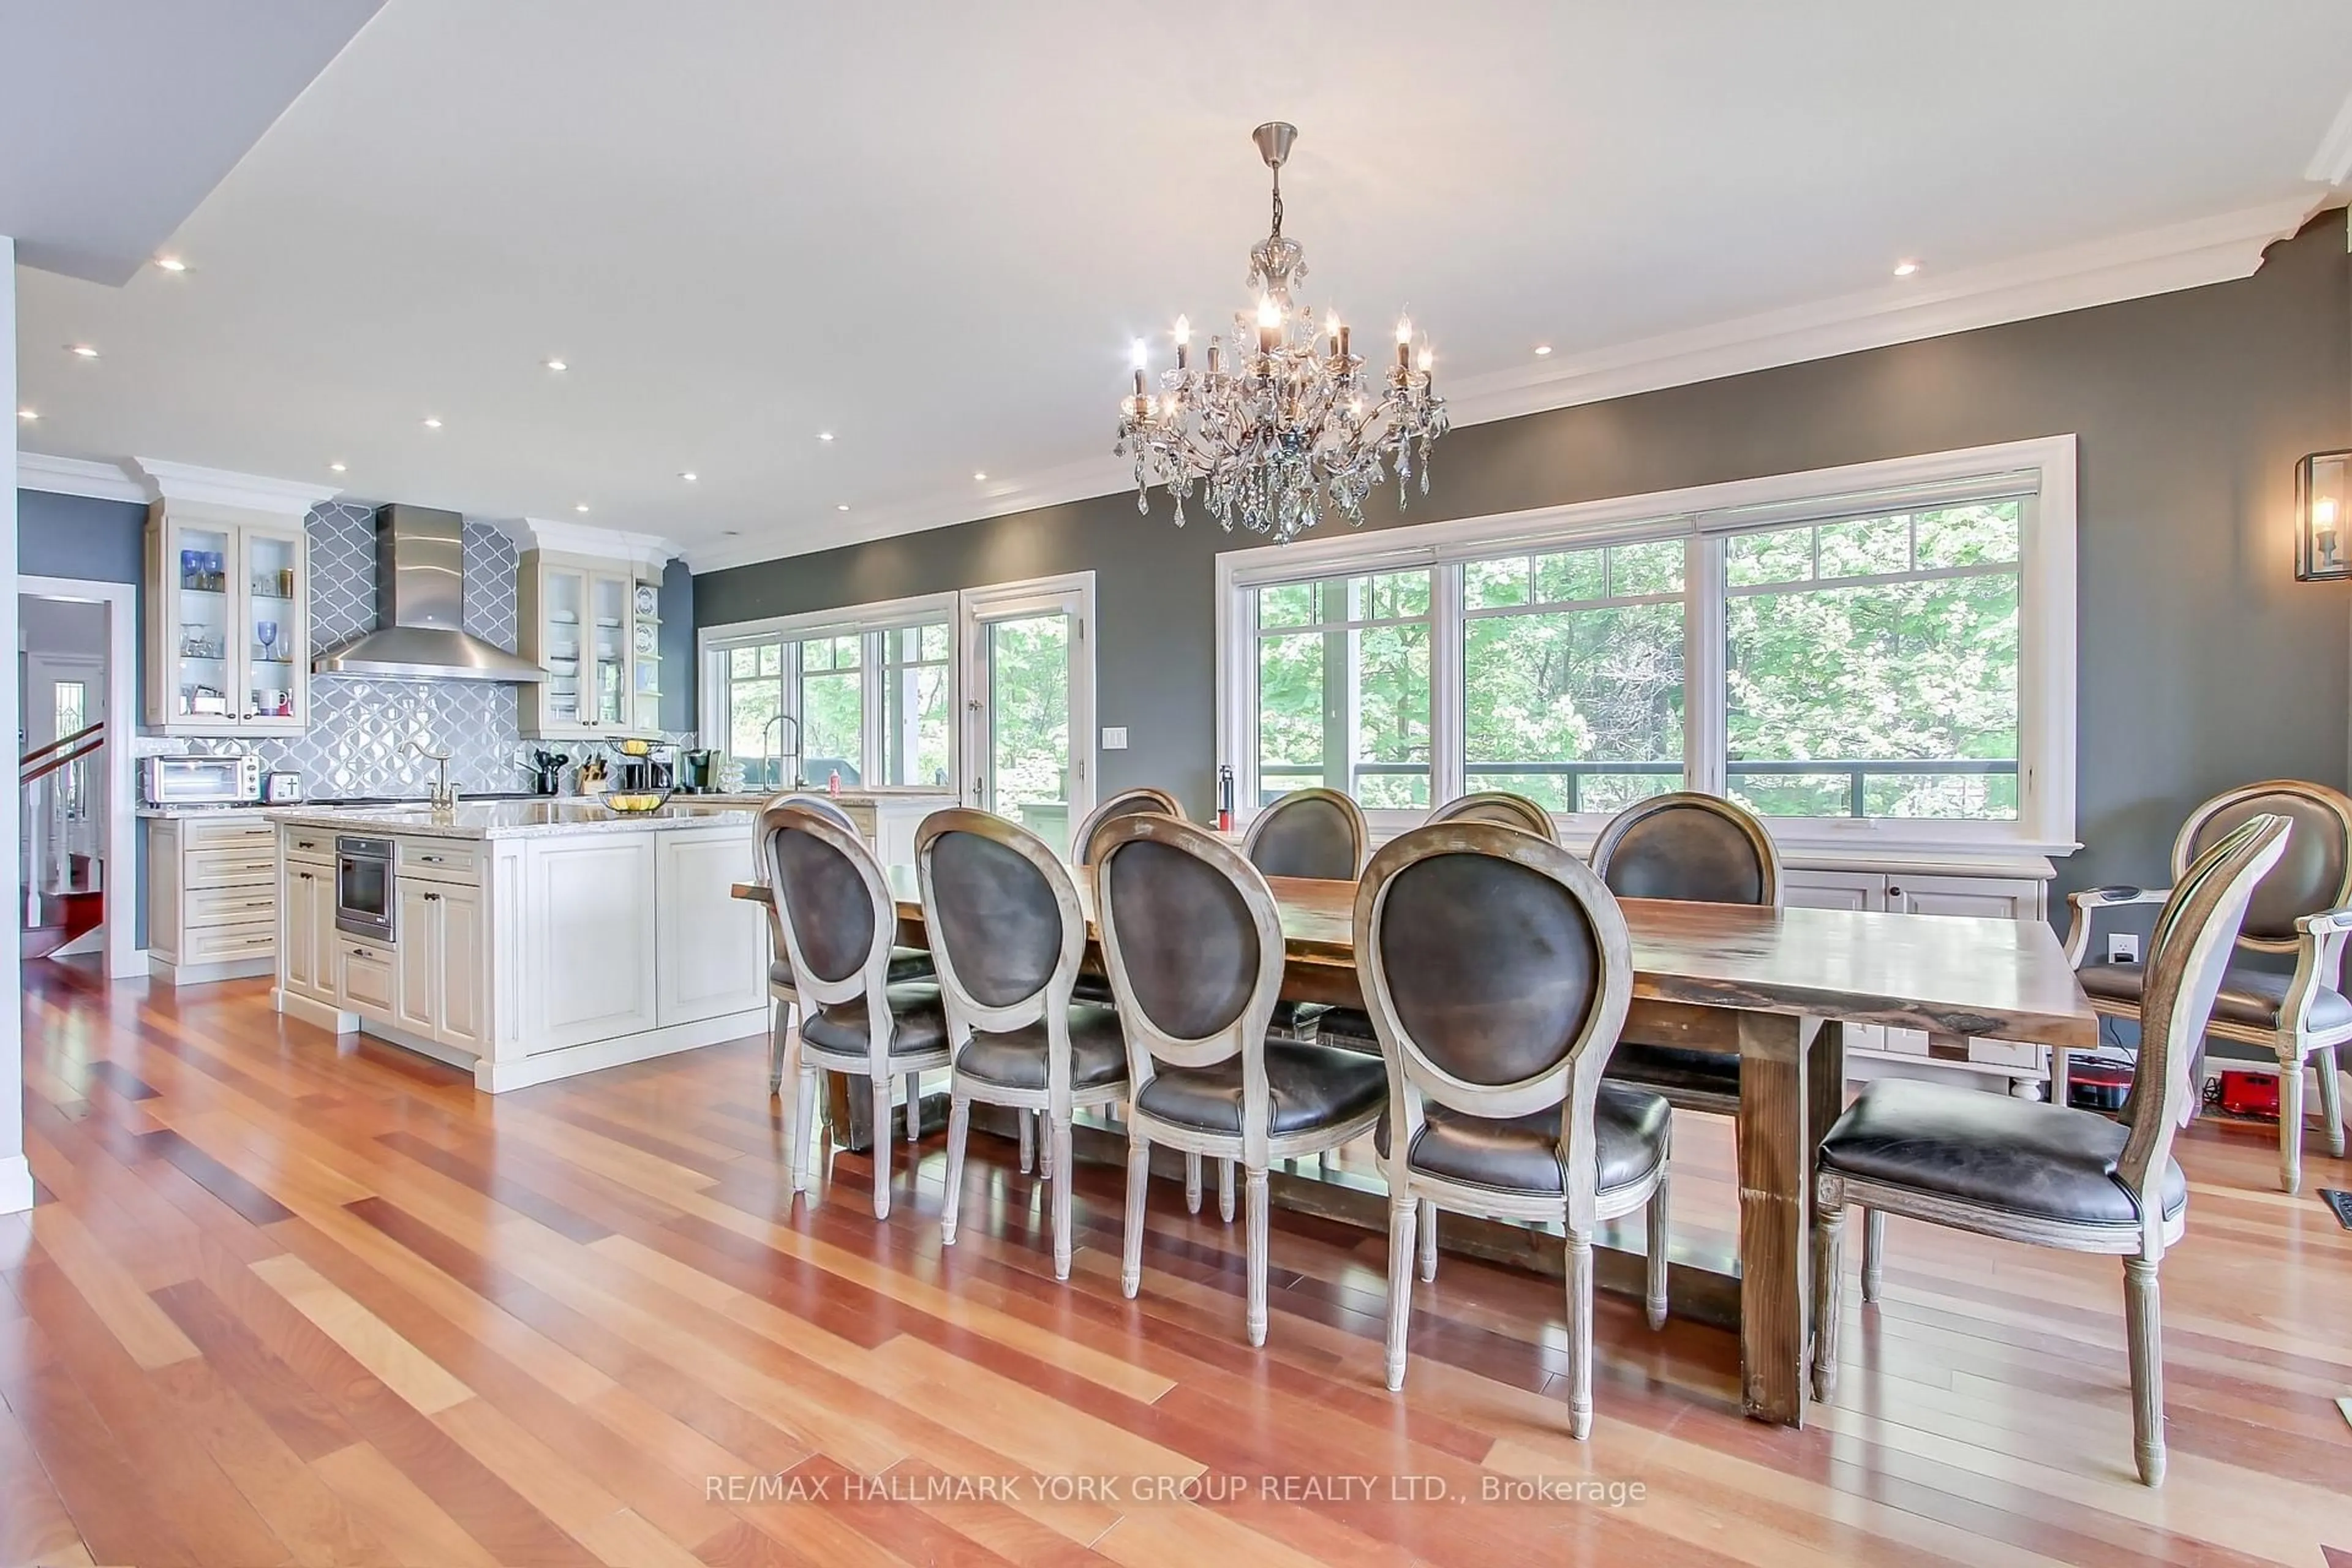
[734,865,2097,1428]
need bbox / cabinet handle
[424,892,441,902]
[1887,885,1904,899]
[238,899,273,909]
[349,948,372,958]
[298,873,313,883]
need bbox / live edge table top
[735,867,2097,1050]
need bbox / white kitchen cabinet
[437,883,486,1052]
[1784,862,2052,1090]
[655,831,767,1026]
[518,539,668,740]
[389,875,486,1055]
[521,835,660,1047]
[143,500,311,736]
[148,814,279,986]
[338,938,397,1015]
[394,881,440,1038]
[280,859,328,1001]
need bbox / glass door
[241,524,306,729]
[962,577,1094,858]
[541,567,586,729]
[590,573,628,729]
[168,519,237,728]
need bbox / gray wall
[698,213,2352,907]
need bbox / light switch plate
[1101,726,1128,750]
[2106,932,2139,964]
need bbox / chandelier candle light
[1116,122,1448,543]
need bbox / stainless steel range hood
[312,505,545,682]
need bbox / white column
[1,233,29,1215]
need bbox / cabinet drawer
[282,829,335,864]
[185,846,278,888]
[182,919,274,966]
[398,840,482,881]
[186,883,279,927]
[183,819,277,851]
[337,941,396,1014]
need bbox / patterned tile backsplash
[183,501,687,797]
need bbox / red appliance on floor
[2216,1071,2280,1119]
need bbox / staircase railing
[21,720,105,929]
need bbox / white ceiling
[15,1,2352,567]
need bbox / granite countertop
[680,788,959,806]
[264,800,756,840]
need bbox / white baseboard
[475,1010,767,1093]
[0,1155,33,1216]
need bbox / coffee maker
[676,748,718,794]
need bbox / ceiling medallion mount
[1116,121,1448,543]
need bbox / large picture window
[1218,437,2075,854]
[706,595,957,792]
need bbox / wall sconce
[2296,450,2351,581]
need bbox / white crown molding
[687,195,2326,575]
[2305,86,2352,186]
[15,451,148,504]
[132,458,342,514]
[523,516,679,567]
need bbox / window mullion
[1686,535,1727,797]
[1431,562,1464,805]
[861,630,886,786]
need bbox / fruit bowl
[599,790,671,815]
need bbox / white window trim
[1215,434,2079,862]
[698,572,1100,816]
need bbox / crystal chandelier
[1115,122,1448,544]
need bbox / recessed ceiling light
[575,503,590,514]
[679,471,698,483]
[1534,344,1553,356]
[1893,259,1920,277]
[17,408,37,421]
[329,461,347,472]
[973,471,987,481]
[544,358,568,371]
[835,503,851,512]
[817,431,835,442]
[155,255,187,273]
[68,344,98,358]
[422,417,443,429]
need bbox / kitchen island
[270,800,768,1091]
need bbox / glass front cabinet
[143,500,311,736]
[519,549,665,739]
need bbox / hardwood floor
[7,963,2352,1566]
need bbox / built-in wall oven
[334,836,396,941]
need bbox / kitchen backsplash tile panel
[184,502,685,796]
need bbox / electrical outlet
[2106,932,2139,965]
[1101,726,1128,750]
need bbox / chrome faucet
[760,712,802,793]
[405,740,460,811]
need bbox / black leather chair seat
[1374,1083,1672,1198]
[2076,960,2352,1033]
[1134,1041,1386,1134]
[1605,1040,1740,1101]
[954,1004,1130,1091]
[1818,1078,2185,1226]
[799,983,950,1058]
[771,948,933,990]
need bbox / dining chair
[760,794,932,1098]
[1814,812,2290,1487]
[1589,791,1782,1117]
[1354,821,1672,1437]
[918,809,1128,1279]
[1095,813,1390,1346]
[761,800,954,1219]
[1240,786,1364,1059]
[2062,779,2352,1192]
[1425,789,1559,842]
[1071,785,1186,865]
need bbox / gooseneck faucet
[405,739,460,811]
[760,712,802,793]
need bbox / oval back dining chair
[761,800,953,1219]
[2064,778,2352,1191]
[1095,813,1389,1346]
[1589,791,1781,1118]
[1071,785,1186,865]
[1243,787,1367,880]
[1425,790,1559,842]
[1815,812,2291,1487]
[1354,822,1669,1438]
[918,809,1128,1279]
[759,795,930,1096]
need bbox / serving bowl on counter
[598,790,673,815]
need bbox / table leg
[1804,1019,1846,1380]
[1738,1010,1815,1426]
